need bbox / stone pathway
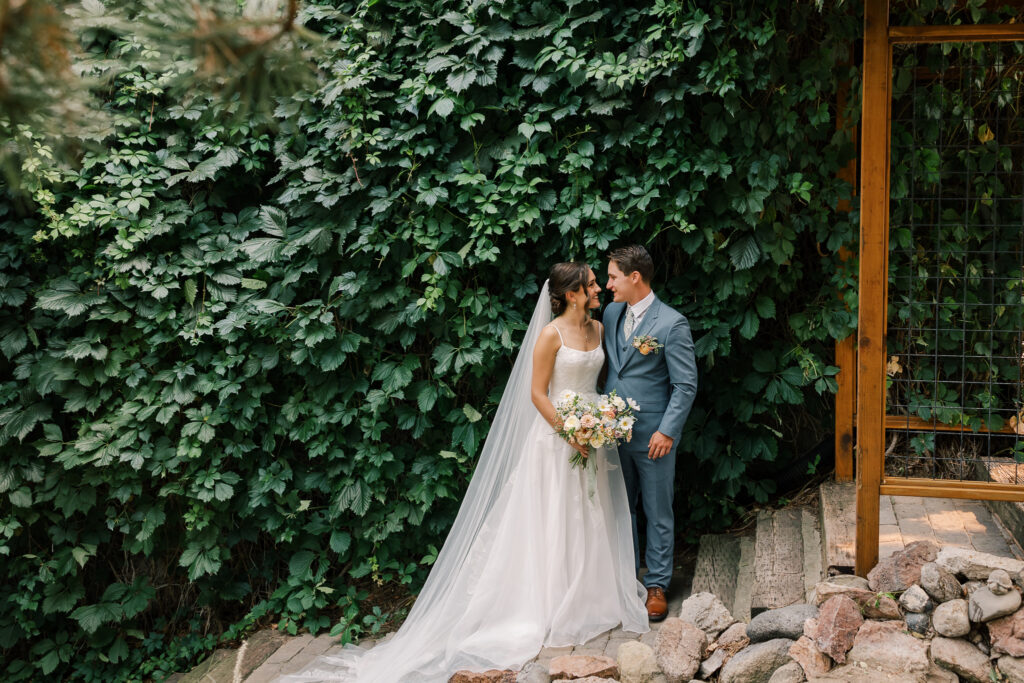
[878,495,1022,560]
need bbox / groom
[603,245,698,622]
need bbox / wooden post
[855,0,890,577]
[834,66,858,483]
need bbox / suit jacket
[603,296,698,446]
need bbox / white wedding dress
[280,283,647,682]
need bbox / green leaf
[463,404,482,423]
[70,602,122,633]
[428,97,455,119]
[728,235,760,270]
[329,531,351,555]
[288,550,315,578]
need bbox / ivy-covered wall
[0,1,862,679]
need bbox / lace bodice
[548,342,604,399]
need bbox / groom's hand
[648,431,674,460]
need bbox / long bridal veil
[280,281,558,682]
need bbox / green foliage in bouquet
[0,0,901,678]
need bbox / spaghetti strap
[549,323,565,344]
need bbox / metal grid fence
[885,40,1024,485]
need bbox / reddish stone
[549,654,618,680]
[449,670,517,683]
[789,635,832,677]
[814,595,864,664]
[867,540,939,593]
[989,609,1024,657]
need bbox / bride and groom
[283,245,698,682]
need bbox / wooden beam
[885,414,1021,435]
[855,0,890,578]
[889,24,1024,43]
[880,477,1024,502]
[834,57,858,483]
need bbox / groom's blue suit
[604,295,698,590]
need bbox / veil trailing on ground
[280,281,555,682]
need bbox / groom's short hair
[609,245,653,283]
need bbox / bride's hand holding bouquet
[554,390,638,469]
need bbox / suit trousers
[618,441,676,590]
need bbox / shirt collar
[628,290,656,319]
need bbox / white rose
[563,415,580,431]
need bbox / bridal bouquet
[554,390,638,470]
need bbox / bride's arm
[530,326,561,428]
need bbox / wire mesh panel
[886,40,1024,484]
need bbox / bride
[281,262,648,682]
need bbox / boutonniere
[631,334,663,355]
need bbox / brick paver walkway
[878,495,1022,559]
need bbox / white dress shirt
[624,290,656,340]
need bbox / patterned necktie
[623,308,635,341]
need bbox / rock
[968,585,1022,622]
[806,663,957,682]
[826,574,871,590]
[559,678,616,683]
[899,585,933,613]
[904,611,932,637]
[919,562,963,603]
[677,592,735,639]
[788,635,832,677]
[935,547,1024,581]
[768,662,806,683]
[963,579,985,596]
[991,569,1014,595]
[718,638,794,683]
[549,654,618,680]
[698,621,748,679]
[987,609,1024,657]
[812,582,900,619]
[699,649,728,679]
[932,599,970,637]
[617,641,659,683]
[747,604,820,643]
[867,540,938,593]
[716,622,750,651]
[930,636,993,683]
[653,618,704,683]
[813,595,863,664]
[516,661,551,683]
[450,671,517,683]
[846,620,930,675]
[803,618,817,639]
[999,655,1024,683]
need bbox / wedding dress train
[279,284,647,682]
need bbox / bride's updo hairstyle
[548,262,590,316]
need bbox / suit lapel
[607,303,626,370]
[619,297,661,373]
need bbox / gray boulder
[678,591,735,639]
[930,636,994,683]
[747,604,819,643]
[899,584,933,613]
[718,638,794,683]
[919,562,963,603]
[932,599,970,638]
[967,585,1021,623]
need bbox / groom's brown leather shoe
[646,587,668,622]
